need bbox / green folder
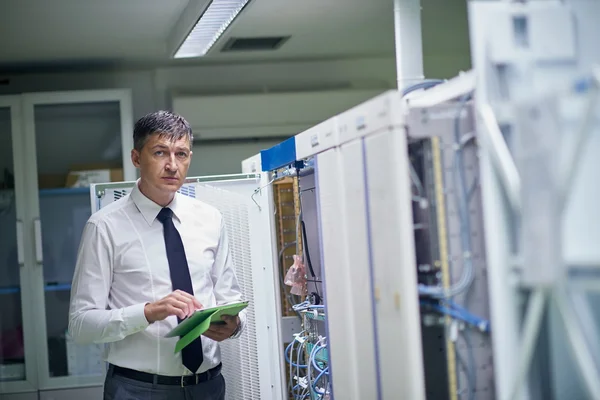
[165,301,249,353]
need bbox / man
[68,110,246,400]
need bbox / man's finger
[172,292,201,315]
[221,315,236,323]
[203,331,226,342]
[173,292,194,305]
[182,292,202,310]
[169,299,191,316]
[193,298,203,309]
[167,305,186,320]
[202,331,218,340]
[207,324,229,334]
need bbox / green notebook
[166,301,249,353]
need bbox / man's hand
[203,315,240,342]
[144,290,202,323]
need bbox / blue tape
[260,136,296,171]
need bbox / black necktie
[157,207,204,373]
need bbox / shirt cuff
[124,302,151,333]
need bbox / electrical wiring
[285,340,308,368]
[418,93,476,298]
[251,175,279,210]
[420,299,490,333]
[309,342,327,374]
[460,329,477,400]
[402,79,446,97]
[298,186,320,296]
[306,337,329,399]
[295,336,308,399]
[301,219,319,286]
[409,159,429,207]
[292,300,325,312]
[287,333,329,400]
[420,298,481,399]
[454,332,476,400]
[447,299,490,333]
[312,367,329,397]
[286,331,309,399]
[455,345,472,400]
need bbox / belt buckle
[181,374,199,387]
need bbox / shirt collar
[130,179,183,226]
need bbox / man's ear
[131,149,141,168]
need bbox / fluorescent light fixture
[174,0,251,58]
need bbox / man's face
[131,133,192,197]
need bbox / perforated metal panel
[97,185,195,209]
[194,183,261,400]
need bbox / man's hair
[133,110,193,151]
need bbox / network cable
[402,79,446,97]
[418,93,476,298]
[420,298,482,399]
[293,300,325,312]
[292,334,309,399]
[285,340,308,369]
[460,328,477,400]
[312,367,330,397]
[285,331,308,398]
[309,342,327,374]
[298,186,320,290]
[306,337,329,399]
[420,299,490,333]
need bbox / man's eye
[178,152,188,158]
[155,151,164,156]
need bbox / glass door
[0,97,38,395]
[21,90,134,391]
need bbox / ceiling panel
[212,0,394,58]
[0,0,188,64]
[0,0,468,72]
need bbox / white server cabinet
[90,173,285,400]
[312,90,426,400]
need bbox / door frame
[0,96,38,394]
[20,89,133,390]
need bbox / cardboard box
[65,163,124,188]
[38,174,67,189]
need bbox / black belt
[110,363,221,387]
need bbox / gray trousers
[103,366,226,400]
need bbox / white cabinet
[0,90,134,396]
[90,175,284,400]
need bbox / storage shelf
[0,283,72,295]
[39,187,89,197]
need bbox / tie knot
[157,207,173,223]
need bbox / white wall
[0,57,396,175]
[421,0,472,79]
[0,57,396,118]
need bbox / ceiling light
[174,0,251,58]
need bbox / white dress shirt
[68,180,246,376]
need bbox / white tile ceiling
[0,0,396,68]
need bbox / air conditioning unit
[171,89,385,141]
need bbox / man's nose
[165,154,178,171]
